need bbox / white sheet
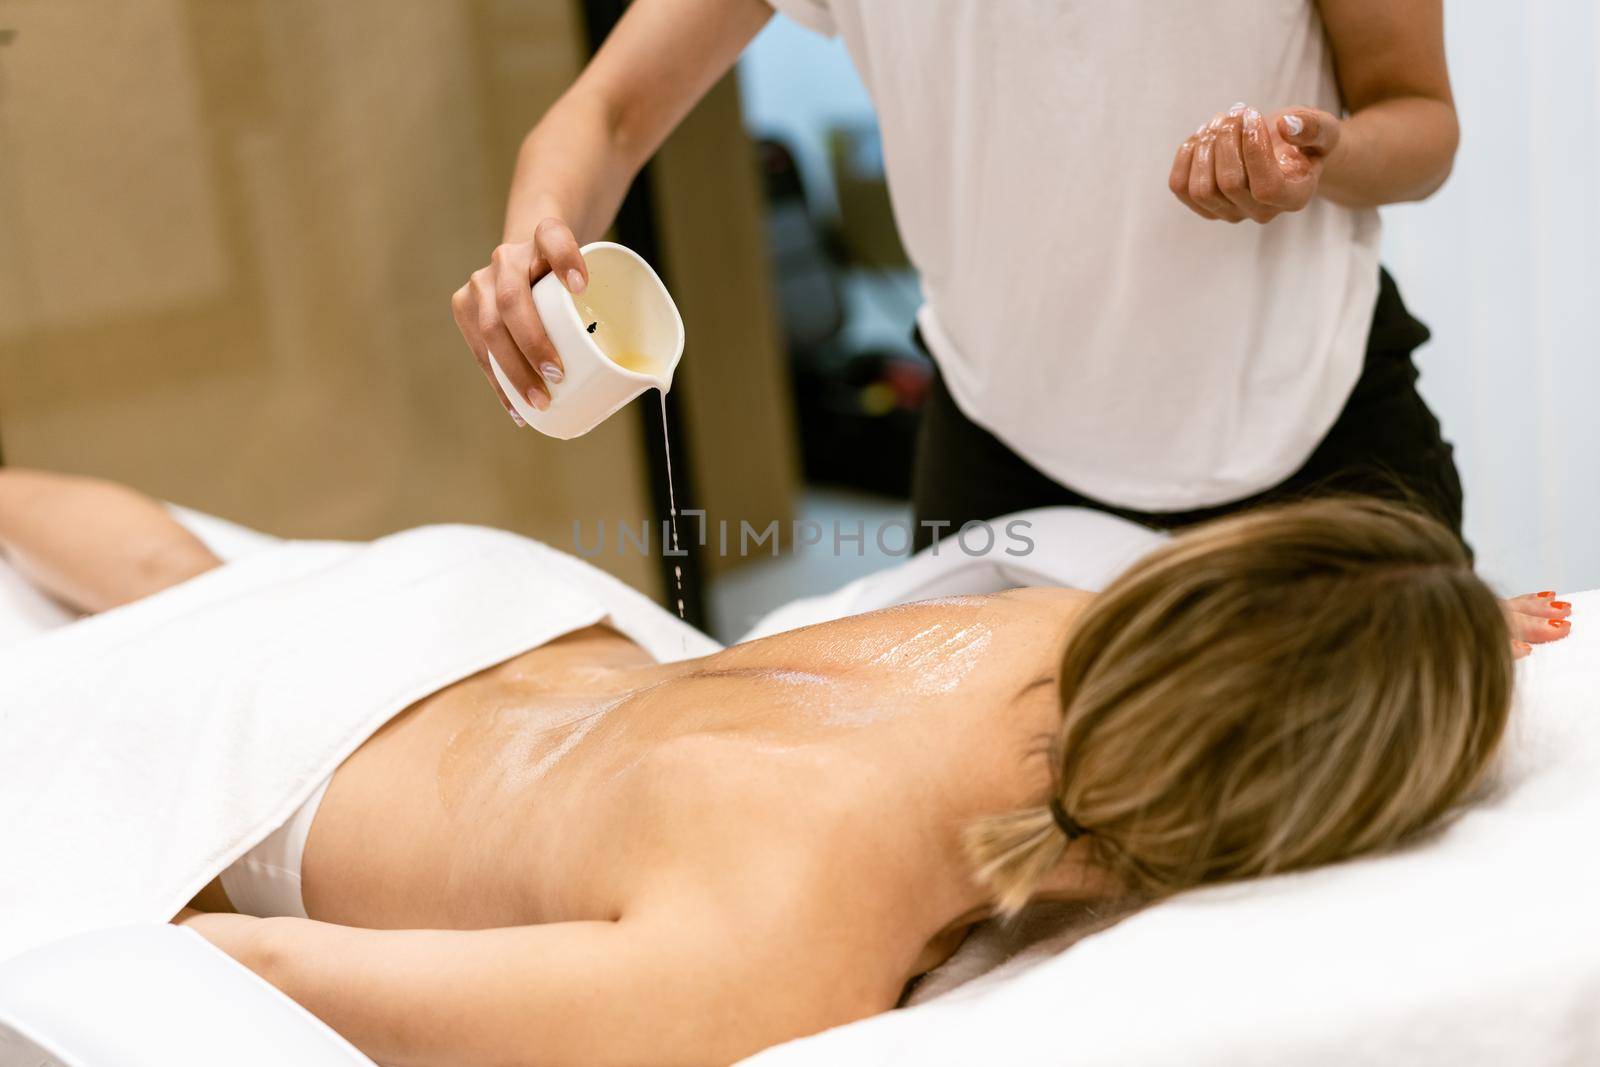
[0,524,717,963]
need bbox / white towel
[0,525,717,962]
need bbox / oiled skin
[291,589,1092,977]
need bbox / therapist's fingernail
[566,270,586,294]
[508,408,526,428]
[1282,114,1305,136]
[1229,102,1247,114]
[539,362,564,385]
[527,387,549,411]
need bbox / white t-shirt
[764,0,1382,511]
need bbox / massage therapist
[452,1,1464,549]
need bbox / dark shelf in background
[577,0,708,633]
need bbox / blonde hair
[967,498,1512,917]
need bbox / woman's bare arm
[1315,0,1459,206]
[454,0,771,416]
[180,796,915,1066]
[501,0,773,246]
[180,902,892,1067]
[0,468,219,613]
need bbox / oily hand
[1169,104,1341,224]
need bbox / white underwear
[218,775,333,919]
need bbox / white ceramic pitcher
[490,242,685,439]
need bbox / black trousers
[911,269,1466,552]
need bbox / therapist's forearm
[501,92,641,246]
[1313,0,1457,209]
[499,0,771,245]
[1318,97,1459,209]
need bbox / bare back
[300,589,1091,978]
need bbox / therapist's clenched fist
[451,217,589,425]
[1168,104,1342,224]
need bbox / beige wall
[0,0,796,596]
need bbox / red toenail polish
[1551,601,1570,610]
[1550,619,1567,628]
[1536,590,1555,598]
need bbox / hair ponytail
[963,805,1070,919]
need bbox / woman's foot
[1503,591,1573,659]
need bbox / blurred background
[0,1,1594,643]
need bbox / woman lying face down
[0,472,1523,1066]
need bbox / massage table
[2,507,1597,1067]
